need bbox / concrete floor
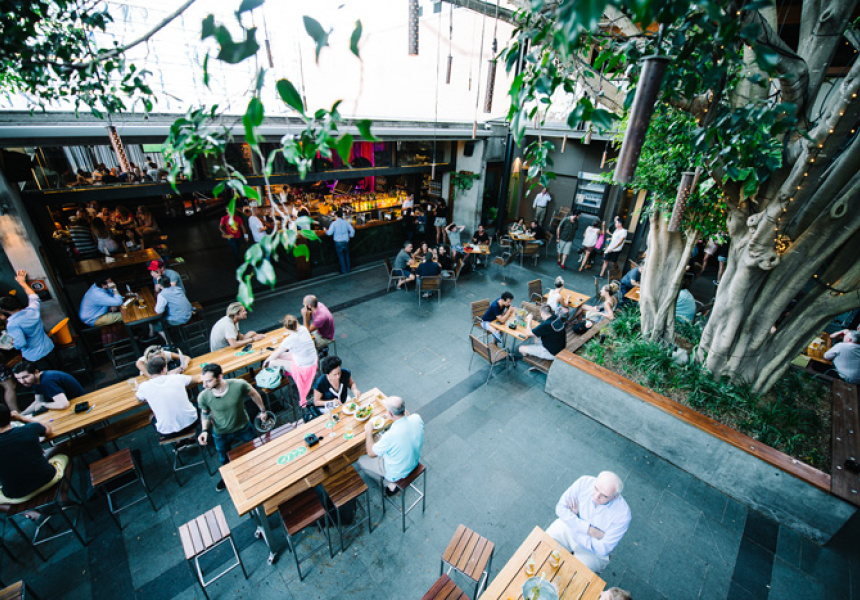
[4,245,858,600]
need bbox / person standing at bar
[219,206,247,265]
[0,271,55,370]
[533,187,552,227]
[326,210,355,274]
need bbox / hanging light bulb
[483,40,497,113]
[446,3,453,84]
[667,171,695,232]
[408,0,419,56]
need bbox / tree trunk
[639,212,700,343]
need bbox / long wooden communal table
[34,327,291,440]
[73,248,161,276]
[544,289,591,309]
[219,387,391,565]
[479,526,605,600]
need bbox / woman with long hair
[264,314,318,408]
[91,217,119,255]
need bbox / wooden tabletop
[510,232,536,242]
[479,526,605,600]
[544,289,591,309]
[624,287,641,302]
[33,378,144,439]
[74,248,161,276]
[464,244,490,255]
[121,287,160,325]
[183,327,290,378]
[489,318,531,342]
[221,388,390,516]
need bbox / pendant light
[408,0,419,56]
[483,0,500,113]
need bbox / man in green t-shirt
[197,363,266,491]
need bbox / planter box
[546,353,856,544]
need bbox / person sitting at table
[264,314,318,407]
[437,245,456,278]
[676,275,696,323]
[1,270,55,370]
[529,220,546,245]
[393,242,417,289]
[114,205,136,233]
[471,224,491,266]
[618,264,643,302]
[135,345,189,378]
[411,241,431,262]
[547,471,631,574]
[197,363,267,491]
[91,217,119,255]
[824,330,860,384]
[519,304,566,363]
[830,324,860,343]
[0,319,20,413]
[136,354,203,438]
[545,276,571,317]
[569,283,619,334]
[79,276,124,327]
[209,302,265,352]
[445,222,466,253]
[0,403,69,506]
[154,276,193,328]
[509,217,527,235]
[148,259,184,293]
[301,295,336,354]
[358,395,424,496]
[416,253,442,278]
[481,291,515,345]
[311,355,360,416]
[135,205,160,239]
[13,361,84,415]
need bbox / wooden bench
[54,410,153,457]
[422,574,469,600]
[831,379,860,506]
[0,581,24,600]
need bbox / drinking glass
[524,555,536,576]
[127,378,138,392]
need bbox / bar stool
[277,488,334,581]
[89,448,157,528]
[440,525,495,600]
[381,463,426,532]
[178,505,247,600]
[0,463,88,561]
[158,426,211,486]
[321,466,372,553]
[422,574,469,600]
[0,581,39,600]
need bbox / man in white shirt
[358,396,424,494]
[600,216,627,278]
[136,355,202,436]
[533,187,552,227]
[247,205,269,244]
[547,471,631,573]
[209,302,265,352]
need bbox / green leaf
[356,119,379,141]
[238,0,264,13]
[302,228,319,242]
[255,67,265,93]
[246,243,264,265]
[334,133,353,164]
[242,184,260,202]
[303,16,330,62]
[215,26,260,64]
[202,53,211,87]
[292,244,310,260]
[212,182,225,197]
[255,259,276,287]
[276,78,305,114]
[237,279,254,308]
[246,96,264,127]
[350,20,362,58]
[201,14,215,39]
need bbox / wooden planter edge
[555,350,831,493]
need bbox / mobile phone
[243,343,252,352]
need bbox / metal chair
[441,258,464,289]
[321,466,373,553]
[469,299,490,338]
[527,279,544,304]
[277,489,335,580]
[178,505,247,600]
[381,463,427,532]
[158,426,212,486]
[418,276,442,306]
[383,258,399,292]
[468,335,513,383]
[492,252,513,281]
[544,231,554,257]
[89,448,157,528]
[520,242,541,267]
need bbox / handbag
[255,366,282,389]
[595,233,605,250]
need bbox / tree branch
[55,0,198,72]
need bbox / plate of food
[354,405,374,421]
[342,401,359,415]
[372,416,386,430]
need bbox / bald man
[358,396,424,495]
[546,471,631,573]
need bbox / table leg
[124,322,142,357]
[251,505,278,565]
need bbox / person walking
[533,187,552,226]
[326,210,355,274]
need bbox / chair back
[383,257,393,276]
[452,258,464,280]
[544,231,553,244]
[419,276,442,292]
[521,301,541,320]
[469,335,491,363]
[523,242,540,256]
[493,252,512,267]
[527,279,543,302]
[471,299,490,321]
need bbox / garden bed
[578,307,831,473]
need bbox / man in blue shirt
[547,471,631,574]
[358,396,424,494]
[0,270,55,369]
[154,276,193,326]
[326,211,356,274]
[481,291,515,345]
[13,361,85,415]
[79,277,124,326]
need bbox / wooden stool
[89,448,156,528]
[277,488,334,581]
[0,581,39,600]
[0,462,88,562]
[178,505,247,600]
[158,427,211,486]
[421,574,469,600]
[321,466,372,553]
[381,462,427,532]
[441,524,495,599]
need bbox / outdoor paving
[3,240,858,599]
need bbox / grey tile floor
[3,252,858,599]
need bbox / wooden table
[464,244,490,269]
[120,287,164,355]
[480,526,605,600]
[544,289,590,309]
[33,378,142,440]
[624,287,641,302]
[489,318,531,344]
[74,248,161,276]
[183,327,289,378]
[220,387,391,564]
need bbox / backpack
[255,366,282,389]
